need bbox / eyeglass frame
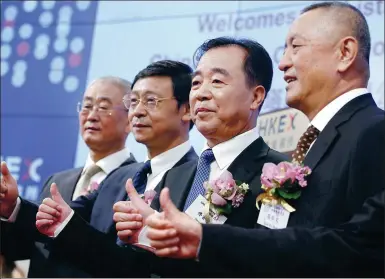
[122,94,176,111]
[77,101,128,116]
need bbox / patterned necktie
[292,125,320,164]
[183,149,216,211]
[73,164,102,200]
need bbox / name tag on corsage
[257,204,290,229]
[185,194,227,224]
[185,170,249,224]
[256,161,312,229]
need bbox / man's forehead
[196,47,246,74]
[83,83,124,100]
[132,77,173,96]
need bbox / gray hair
[88,76,132,95]
[301,1,371,64]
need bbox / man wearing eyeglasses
[1,61,198,277]
[0,76,136,277]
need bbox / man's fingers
[125,179,142,204]
[36,219,54,228]
[146,214,172,230]
[50,183,66,204]
[117,230,135,239]
[1,161,10,177]
[159,188,180,221]
[38,203,61,217]
[41,197,60,209]
[36,211,58,221]
[113,201,138,213]
[150,237,180,249]
[146,227,177,241]
[113,212,142,223]
[115,221,143,231]
[0,182,7,194]
[154,246,179,258]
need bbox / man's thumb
[125,178,142,205]
[1,161,10,177]
[50,183,64,203]
[160,188,179,220]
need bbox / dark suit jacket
[197,93,385,277]
[1,155,136,277]
[2,148,198,277]
[49,137,289,277]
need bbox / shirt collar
[83,147,132,175]
[145,141,192,177]
[311,88,369,132]
[201,126,260,170]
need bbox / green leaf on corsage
[277,189,302,199]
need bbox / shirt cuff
[53,209,75,238]
[0,197,21,222]
[136,210,160,248]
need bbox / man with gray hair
[0,76,136,277]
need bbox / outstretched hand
[146,188,202,259]
[114,178,155,244]
[36,183,72,237]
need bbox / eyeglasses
[77,102,128,116]
[123,95,176,111]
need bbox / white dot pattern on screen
[23,1,38,13]
[19,24,33,40]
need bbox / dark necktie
[183,149,216,211]
[292,125,320,164]
[131,160,152,195]
[116,160,152,246]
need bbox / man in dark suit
[1,76,136,277]
[144,2,384,277]
[34,37,288,277]
[1,61,197,277]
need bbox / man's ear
[337,36,358,73]
[250,85,266,111]
[181,103,192,124]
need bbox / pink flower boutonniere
[256,161,312,212]
[203,170,249,223]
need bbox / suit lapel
[153,161,197,211]
[149,147,197,210]
[303,127,338,170]
[58,168,83,202]
[227,137,269,188]
[304,94,375,170]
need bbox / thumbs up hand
[36,183,72,237]
[113,178,155,244]
[146,188,203,259]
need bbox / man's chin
[195,121,218,137]
[285,94,301,109]
[83,136,102,147]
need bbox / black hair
[132,60,194,130]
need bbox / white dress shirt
[308,88,369,153]
[2,147,132,223]
[203,126,260,181]
[139,128,260,248]
[54,141,192,237]
[144,140,192,192]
